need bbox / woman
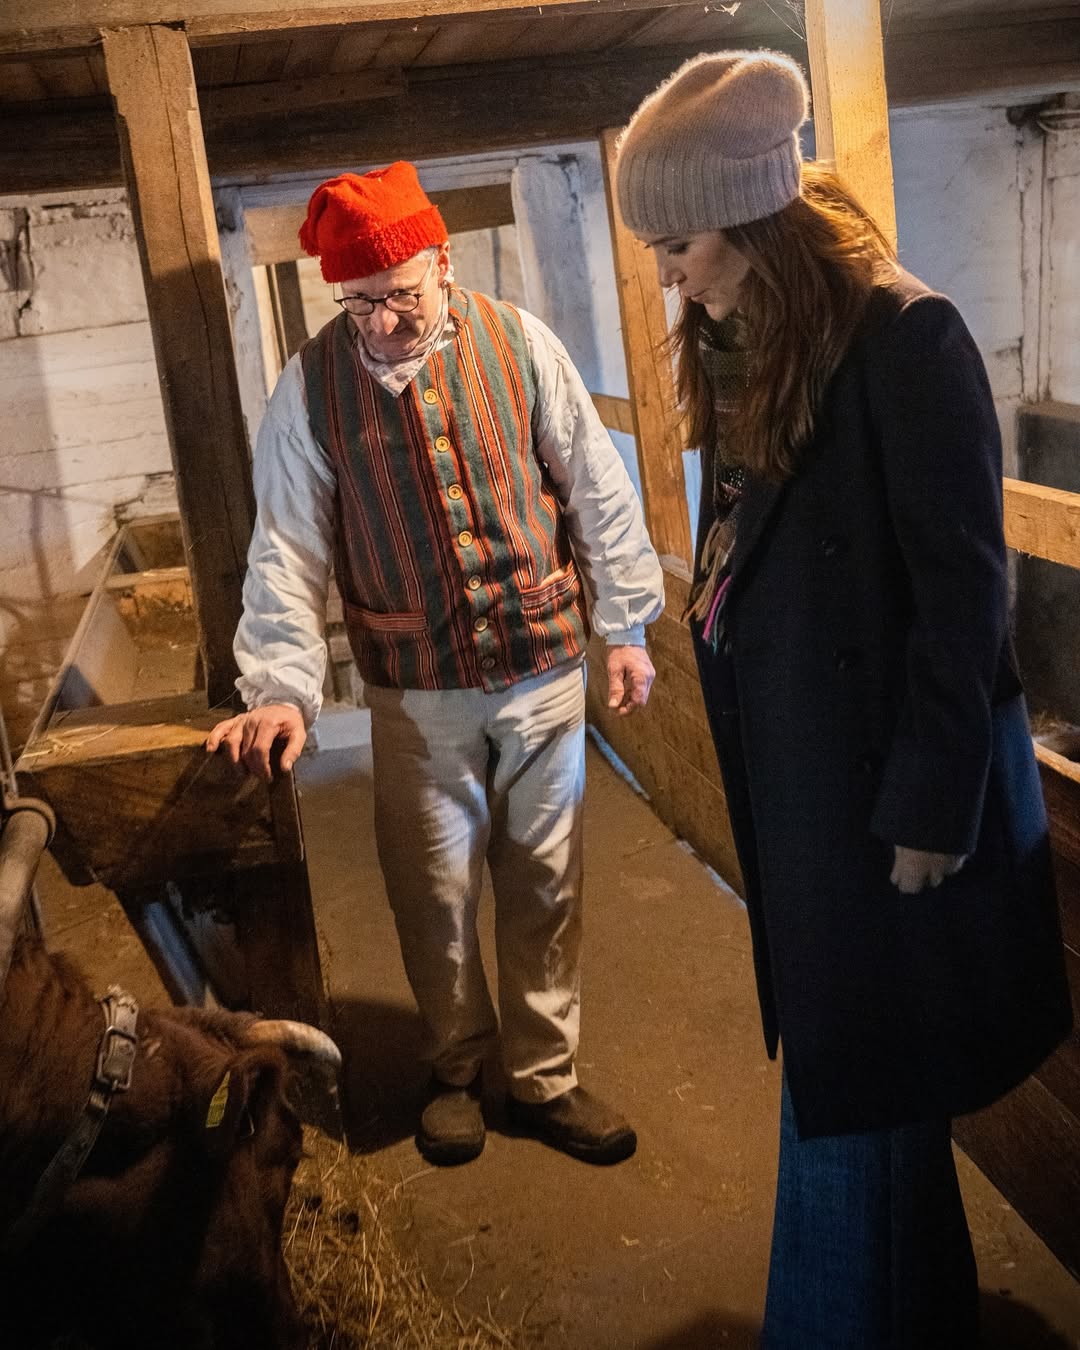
[615,50,1072,1348]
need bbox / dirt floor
[35,704,1080,1349]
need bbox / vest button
[820,533,847,558]
[448,484,463,500]
[434,435,451,452]
[423,389,439,405]
[474,616,489,633]
[480,657,496,671]
[467,576,482,590]
[458,530,474,547]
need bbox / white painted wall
[1043,116,1080,404]
[0,189,175,741]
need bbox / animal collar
[3,987,138,1251]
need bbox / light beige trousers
[366,661,585,1103]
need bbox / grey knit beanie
[616,49,810,234]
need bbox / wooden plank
[234,860,326,1026]
[9,19,1079,196]
[1038,744,1080,875]
[804,0,897,247]
[246,183,515,266]
[0,43,766,194]
[0,0,702,56]
[0,61,49,102]
[102,24,255,708]
[14,692,304,889]
[232,34,291,84]
[199,66,404,120]
[599,126,693,568]
[589,391,635,437]
[55,592,139,710]
[267,261,308,365]
[953,1071,1080,1281]
[19,528,129,755]
[279,32,340,79]
[1004,476,1080,571]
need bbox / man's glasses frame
[335,250,438,316]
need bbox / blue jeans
[762,1077,979,1349]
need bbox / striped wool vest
[301,288,588,691]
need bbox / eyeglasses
[336,252,437,316]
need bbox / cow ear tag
[206,1070,231,1129]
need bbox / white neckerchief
[352,272,457,397]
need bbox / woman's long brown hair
[669,163,898,481]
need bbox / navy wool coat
[695,272,1072,1138]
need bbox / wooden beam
[0,0,707,57]
[0,43,804,195]
[805,0,897,247]
[589,392,636,437]
[245,183,516,266]
[8,21,1078,196]
[103,24,255,708]
[8,19,1080,197]
[599,127,692,569]
[1004,477,1080,571]
[216,185,275,447]
[267,261,308,364]
[199,66,404,121]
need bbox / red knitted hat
[299,162,449,283]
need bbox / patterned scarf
[684,314,750,649]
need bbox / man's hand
[890,846,967,895]
[606,644,656,717]
[205,703,307,782]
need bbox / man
[208,162,664,1167]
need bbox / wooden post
[804,0,897,247]
[268,262,309,366]
[216,186,274,451]
[599,127,693,569]
[103,25,255,708]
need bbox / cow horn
[244,1019,342,1069]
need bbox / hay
[285,1129,524,1350]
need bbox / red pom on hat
[299,161,449,283]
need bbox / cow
[0,930,340,1350]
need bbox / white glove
[890,846,967,895]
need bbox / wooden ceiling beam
[0,41,757,194]
[0,1,708,58]
[3,20,1079,197]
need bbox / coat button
[833,645,862,671]
[480,657,496,671]
[820,534,847,558]
[448,484,463,500]
[474,616,489,633]
[434,435,451,452]
[467,576,482,590]
[458,530,474,547]
[423,389,439,405]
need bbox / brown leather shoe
[506,1086,637,1164]
[417,1076,485,1165]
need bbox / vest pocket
[519,561,580,613]
[346,602,429,634]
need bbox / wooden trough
[15,515,325,1024]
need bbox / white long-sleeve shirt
[236,306,665,726]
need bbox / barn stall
[1,0,1079,1338]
